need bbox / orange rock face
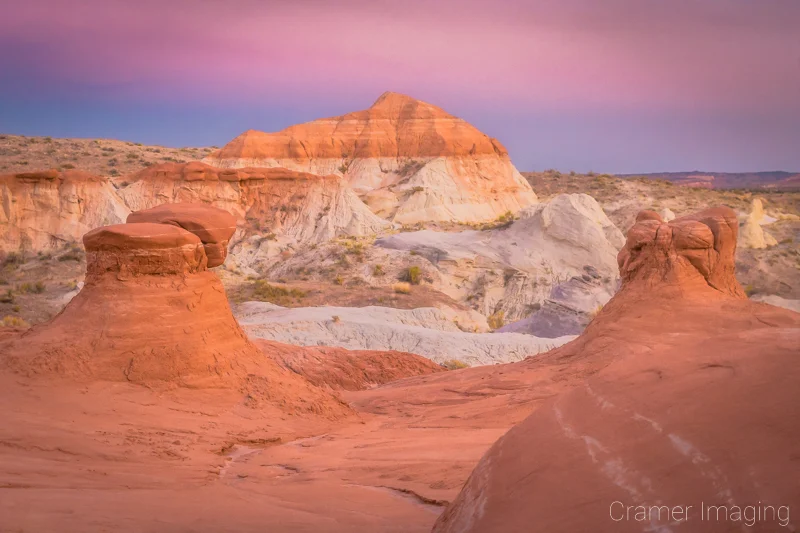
[617,207,746,298]
[209,92,509,161]
[434,207,800,533]
[0,169,129,252]
[118,162,388,244]
[203,92,537,223]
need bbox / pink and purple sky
[1,0,798,172]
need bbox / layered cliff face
[203,92,537,223]
[118,162,388,245]
[0,170,129,252]
[434,207,800,533]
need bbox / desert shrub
[338,164,349,174]
[343,240,364,259]
[589,304,604,318]
[411,186,424,193]
[402,266,421,285]
[372,264,385,276]
[441,359,470,370]
[487,310,505,330]
[60,163,76,170]
[331,315,341,324]
[126,153,139,160]
[58,251,82,262]
[393,282,411,294]
[251,280,306,305]
[19,281,45,294]
[43,136,53,143]
[1,315,29,328]
[2,252,22,267]
[0,290,14,304]
[334,275,344,285]
[107,158,118,166]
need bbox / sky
[1,0,798,173]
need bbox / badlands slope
[203,92,538,223]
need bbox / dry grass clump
[251,280,307,305]
[393,282,412,294]
[1,315,29,328]
[487,310,505,330]
[441,359,470,370]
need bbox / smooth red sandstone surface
[258,339,444,391]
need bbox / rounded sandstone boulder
[83,223,207,277]
[126,203,237,267]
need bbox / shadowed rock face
[433,207,799,533]
[126,202,237,267]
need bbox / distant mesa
[203,91,538,224]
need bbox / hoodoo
[434,207,800,533]
[203,92,537,224]
[0,204,350,417]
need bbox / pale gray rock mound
[498,266,617,337]
[751,294,800,313]
[739,198,778,249]
[236,302,575,366]
[375,194,624,323]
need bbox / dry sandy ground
[0,134,207,177]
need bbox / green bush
[402,266,421,285]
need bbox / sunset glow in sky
[1,0,798,172]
